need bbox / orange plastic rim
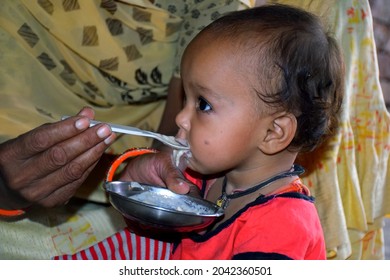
[105,148,158,182]
[0,208,25,217]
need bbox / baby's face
[175,36,270,175]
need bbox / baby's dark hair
[202,4,344,152]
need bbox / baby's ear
[258,112,297,155]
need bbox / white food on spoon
[130,191,213,215]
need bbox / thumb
[161,158,200,196]
[167,176,201,198]
[162,164,202,198]
[166,177,194,195]
[162,163,193,195]
[77,106,95,119]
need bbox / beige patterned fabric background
[272,0,390,259]
[0,0,388,260]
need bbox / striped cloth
[53,228,171,260]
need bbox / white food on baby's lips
[172,146,192,169]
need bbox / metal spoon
[62,116,189,150]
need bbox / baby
[169,3,343,260]
[56,4,344,260]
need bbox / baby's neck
[224,158,297,194]
[205,164,302,231]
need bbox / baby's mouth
[172,143,192,170]
[174,138,189,148]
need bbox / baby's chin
[185,159,219,176]
[172,149,217,175]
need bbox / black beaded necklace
[216,164,305,209]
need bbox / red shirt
[171,179,326,260]
[54,178,326,260]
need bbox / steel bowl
[104,181,224,232]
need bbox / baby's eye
[196,96,212,112]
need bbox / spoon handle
[89,119,151,137]
[62,116,152,137]
[61,116,189,149]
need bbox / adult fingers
[29,160,99,208]
[10,116,91,159]
[120,151,194,194]
[19,137,110,203]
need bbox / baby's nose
[175,108,190,132]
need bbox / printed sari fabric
[277,0,390,259]
[0,0,253,259]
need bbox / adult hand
[0,107,116,210]
[119,150,199,197]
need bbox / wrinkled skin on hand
[0,107,115,210]
[119,150,200,198]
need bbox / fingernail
[75,119,89,130]
[104,134,115,145]
[97,125,111,138]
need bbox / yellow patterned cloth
[274,0,390,259]
[1,0,388,260]
[0,0,253,259]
